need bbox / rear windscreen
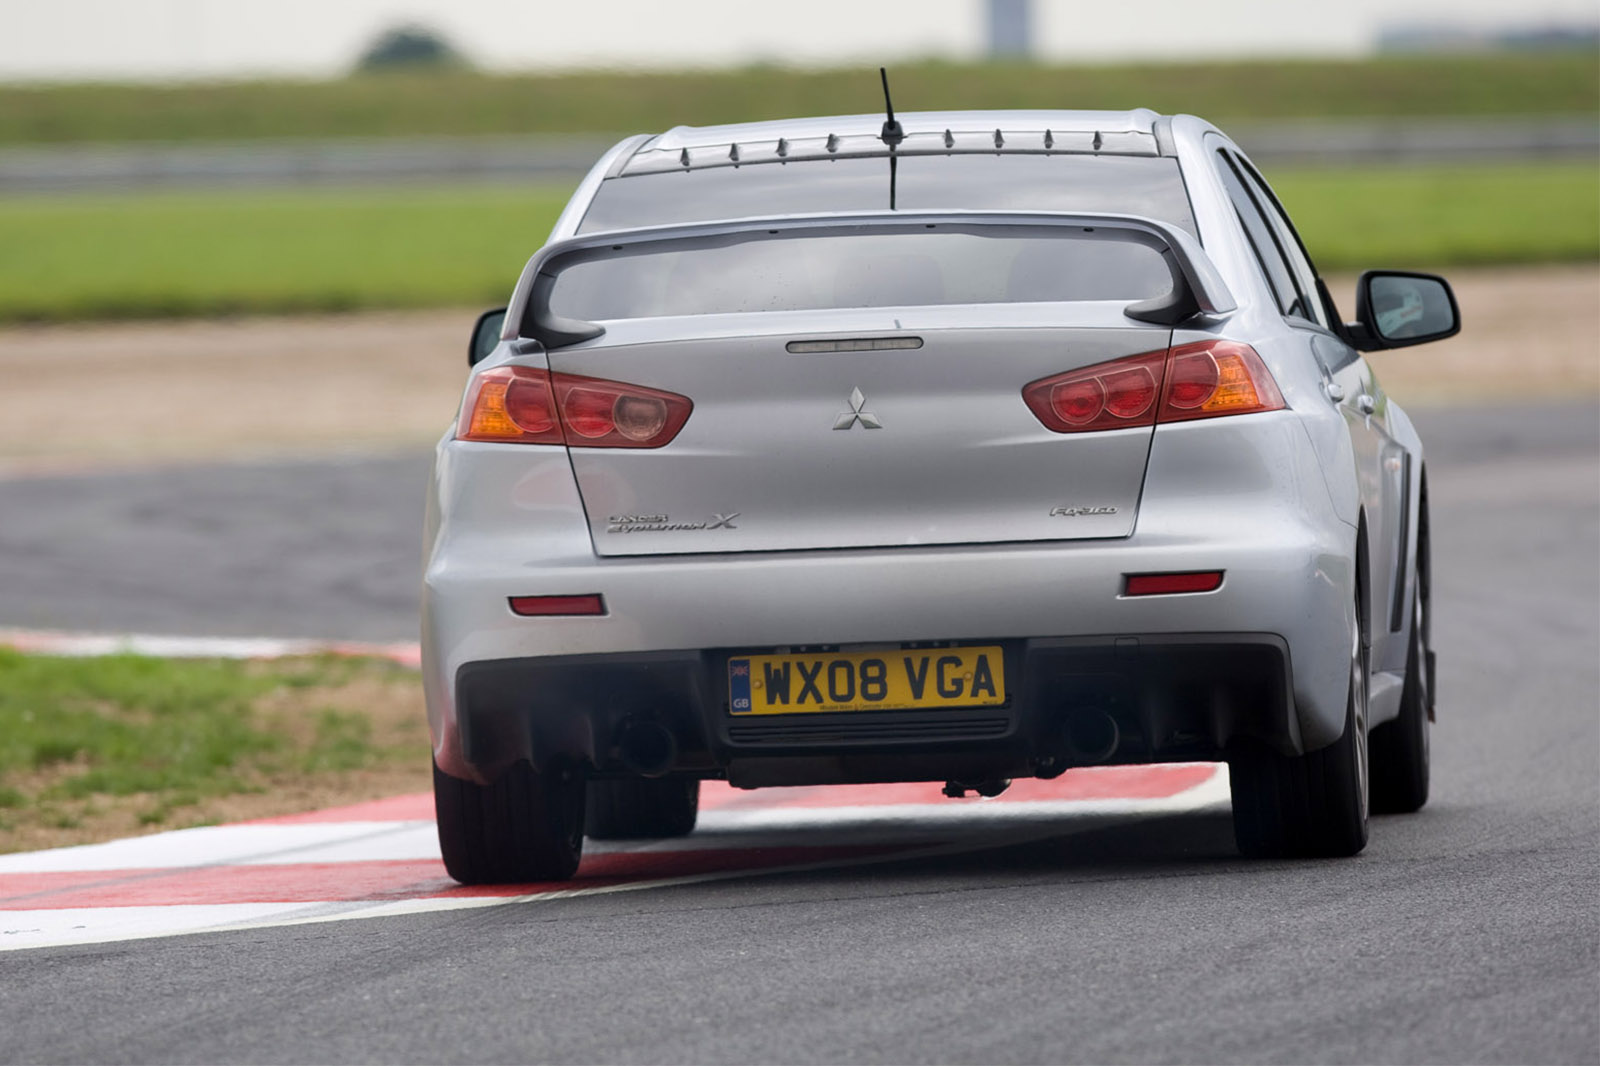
[547,229,1172,322]
[578,155,1197,235]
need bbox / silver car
[422,108,1458,883]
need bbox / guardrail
[0,119,1592,193]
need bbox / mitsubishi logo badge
[833,387,883,430]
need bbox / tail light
[458,367,693,448]
[1160,341,1285,422]
[1022,340,1283,434]
[1021,352,1166,433]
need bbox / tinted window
[549,230,1172,321]
[1232,154,1331,328]
[578,155,1197,235]
[1214,151,1305,319]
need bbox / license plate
[728,646,1005,715]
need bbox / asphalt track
[0,400,1596,1064]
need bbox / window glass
[1232,155,1330,328]
[1214,150,1304,318]
[578,155,1197,235]
[548,230,1172,322]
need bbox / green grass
[0,649,425,844]
[0,54,1594,145]
[1272,163,1600,269]
[0,184,573,321]
[0,164,1591,324]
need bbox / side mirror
[1348,271,1460,351]
[468,307,508,365]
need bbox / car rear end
[422,211,1353,794]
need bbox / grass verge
[0,649,430,853]
[0,184,573,322]
[0,54,1593,144]
[1271,164,1600,269]
[0,164,1593,324]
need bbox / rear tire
[585,777,700,840]
[1229,585,1371,858]
[1372,546,1432,813]
[433,759,586,885]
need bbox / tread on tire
[1372,553,1432,813]
[585,777,700,840]
[1229,584,1370,859]
[433,759,586,885]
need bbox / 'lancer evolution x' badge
[606,513,740,534]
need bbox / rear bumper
[425,517,1352,783]
[446,634,1293,786]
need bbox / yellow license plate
[728,646,1005,715]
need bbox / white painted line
[0,822,437,874]
[1,904,320,950]
[0,628,420,665]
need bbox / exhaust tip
[1064,708,1120,764]
[614,719,677,778]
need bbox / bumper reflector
[509,594,607,617]
[1124,571,1224,596]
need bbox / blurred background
[0,0,1594,846]
[0,0,1595,617]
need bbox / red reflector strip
[508,594,606,617]
[1123,571,1224,596]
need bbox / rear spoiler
[505,211,1237,350]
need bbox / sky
[0,0,1595,83]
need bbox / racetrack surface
[0,399,1595,1064]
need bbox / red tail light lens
[561,386,619,438]
[504,375,559,435]
[1103,365,1159,419]
[1023,352,1167,433]
[1052,378,1105,425]
[1023,341,1282,434]
[551,376,690,447]
[458,368,692,448]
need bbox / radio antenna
[879,67,904,148]
[878,67,904,209]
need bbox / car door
[1215,144,1410,668]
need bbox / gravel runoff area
[0,264,1593,477]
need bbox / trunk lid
[547,306,1171,557]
